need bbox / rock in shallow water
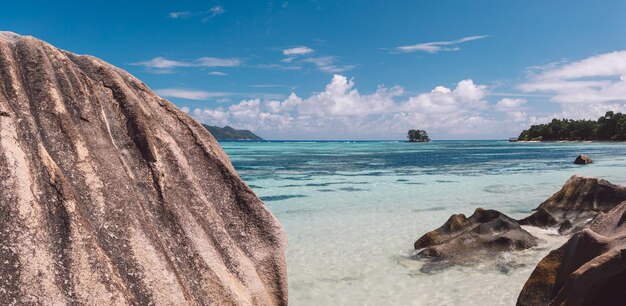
[517,201,626,306]
[574,154,593,164]
[0,32,287,305]
[519,175,626,234]
[414,208,538,271]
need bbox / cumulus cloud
[495,98,526,111]
[154,89,230,100]
[493,98,528,123]
[519,50,626,119]
[185,75,497,139]
[396,35,488,54]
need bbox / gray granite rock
[517,201,626,306]
[519,175,626,234]
[0,32,287,305]
[574,154,593,164]
[414,208,538,272]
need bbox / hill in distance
[202,124,264,140]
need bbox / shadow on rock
[413,208,538,273]
[519,175,626,234]
[517,201,626,306]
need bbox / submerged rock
[574,154,593,164]
[517,201,626,306]
[0,32,287,305]
[519,175,626,234]
[414,208,538,271]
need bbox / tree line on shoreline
[517,111,626,141]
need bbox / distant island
[202,124,264,140]
[517,111,626,141]
[407,129,430,142]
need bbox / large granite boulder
[0,32,287,305]
[519,175,626,234]
[414,208,538,271]
[517,201,626,306]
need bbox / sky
[2,0,626,140]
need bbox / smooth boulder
[0,32,287,305]
[517,201,626,306]
[574,154,593,164]
[519,175,626,234]
[414,208,538,271]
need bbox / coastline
[513,140,626,143]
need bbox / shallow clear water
[220,140,626,306]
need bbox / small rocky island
[574,154,593,164]
[407,129,430,142]
[0,32,286,305]
[202,124,263,140]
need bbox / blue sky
[3,0,626,139]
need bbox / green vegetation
[202,124,264,140]
[407,129,430,142]
[518,111,626,141]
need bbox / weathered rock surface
[0,32,287,305]
[517,201,626,306]
[519,175,626,234]
[574,154,593,164]
[414,208,538,271]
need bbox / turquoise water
[221,140,626,305]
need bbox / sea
[219,140,626,306]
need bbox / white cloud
[495,98,526,111]
[519,50,626,119]
[396,35,488,54]
[303,57,354,73]
[186,75,497,139]
[155,89,230,100]
[208,71,227,76]
[169,5,225,21]
[507,111,528,122]
[169,11,191,19]
[196,57,241,67]
[255,63,302,71]
[277,47,352,73]
[132,56,241,73]
[209,6,225,16]
[493,98,528,123]
[283,46,314,56]
[131,57,191,71]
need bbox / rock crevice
[0,32,287,305]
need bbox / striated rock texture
[414,208,537,272]
[0,32,287,305]
[517,201,626,306]
[519,175,626,234]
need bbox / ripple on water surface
[221,140,626,305]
